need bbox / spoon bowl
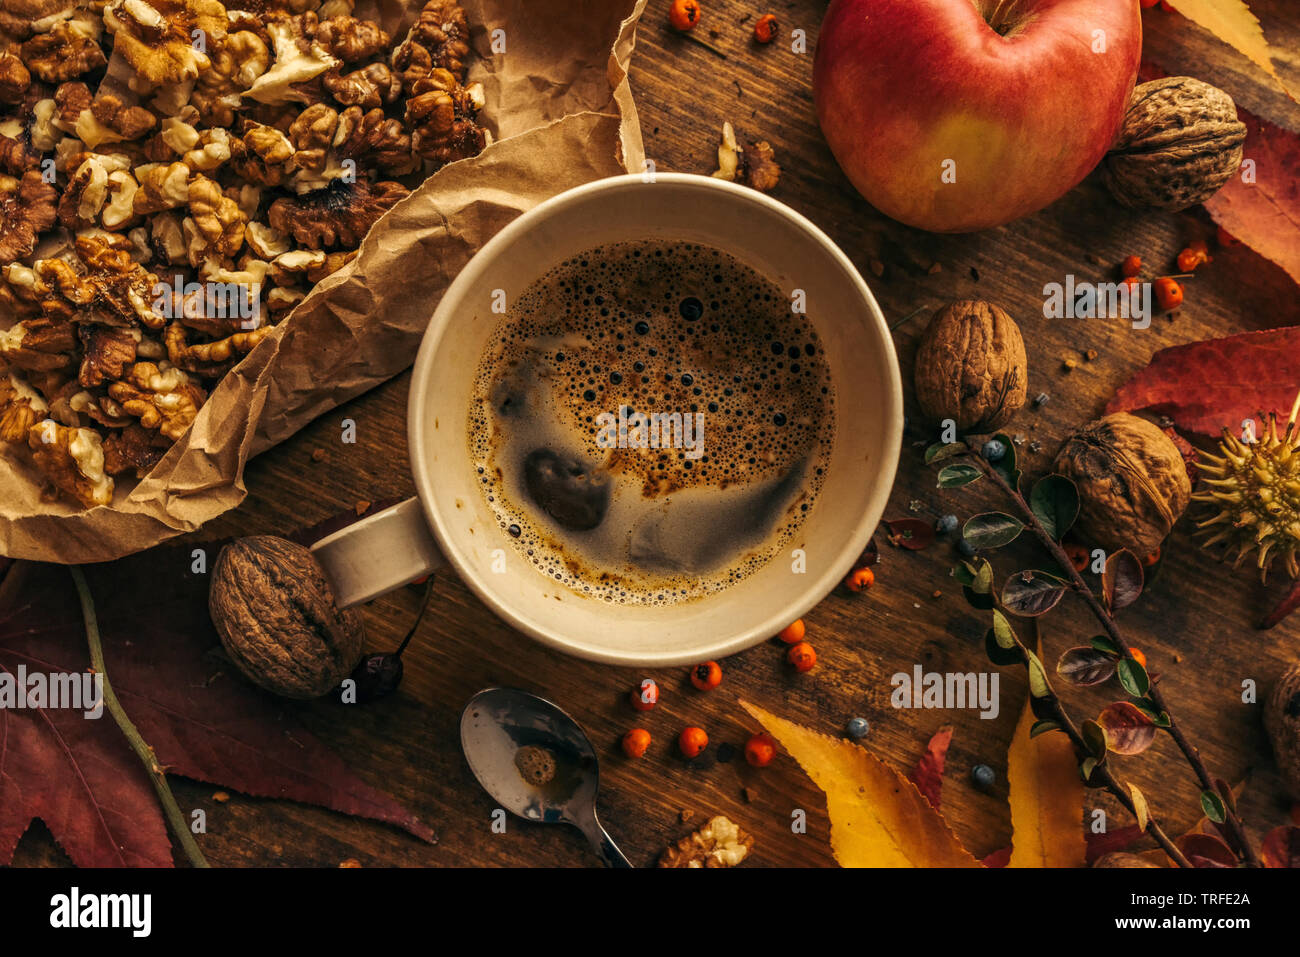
[459,687,630,867]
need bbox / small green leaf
[1029,719,1062,738]
[1081,757,1100,782]
[925,442,965,464]
[937,464,981,488]
[1117,658,1150,697]
[1081,720,1108,759]
[1091,635,1123,657]
[1029,474,1080,541]
[991,609,1017,650]
[962,512,1024,549]
[952,562,976,586]
[1026,651,1052,699]
[1133,699,1172,728]
[1200,790,1227,824]
[972,559,993,595]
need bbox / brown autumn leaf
[1102,549,1144,611]
[1261,825,1300,867]
[1098,702,1158,755]
[740,701,980,867]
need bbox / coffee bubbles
[468,240,835,604]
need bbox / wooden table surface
[14,0,1300,868]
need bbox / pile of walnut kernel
[0,0,486,508]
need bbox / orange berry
[1128,647,1148,670]
[844,566,875,592]
[744,732,777,767]
[622,728,651,758]
[1176,240,1211,273]
[753,13,778,43]
[668,0,700,32]
[787,641,817,672]
[1154,276,1183,312]
[1142,546,1161,568]
[690,660,722,691]
[678,726,708,758]
[1120,254,1141,278]
[777,619,805,644]
[1063,542,1089,573]
[630,678,659,711]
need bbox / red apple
[814,0,1141,232]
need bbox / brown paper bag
[0,0,648,562]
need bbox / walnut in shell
[1101,77,1247,212]
[210,535,364,699]
[1053,412,1191,558]
[1264,664,1300,802]
[913,300,1027,433]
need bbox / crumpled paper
[0,0,648,562]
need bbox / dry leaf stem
[70,566,210,869]
[966,447,1260,867]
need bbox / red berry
[678,726,708,758]
[787,641,817,672]
[622,728,651,758]
[744,732,776,767]
[690,660,722,691]
[630,678,659,711]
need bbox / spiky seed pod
[1193,413,1300,581]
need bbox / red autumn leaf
[1106,327,1300,440]
[1261,825,1300,868]
[981,846,1011,868]
[1177,832,1237,868]
[0,545,434,868]
[1205,109,1300,288]
[1085,823,1146,865]
[1097,702,1158,755]
[907,725,953,810]
[1102,549,1144,611]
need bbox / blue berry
[981,439,1007,462]
[958,538,976,557]
[846,717,869,740]
[935,514,959,535]
[971,764,995,789]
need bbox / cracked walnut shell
[913,300,1027,434]
[1053,412,1191,558]
[1102,77,1247,212]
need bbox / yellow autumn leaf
[740,700,980,868]
[1167,0,1292,98]
[1006,684,1087,868]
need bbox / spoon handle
[579,815,632,868]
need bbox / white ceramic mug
[311,173,902,666]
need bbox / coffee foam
[469,240,835,605]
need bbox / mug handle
[310,498,447,608]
